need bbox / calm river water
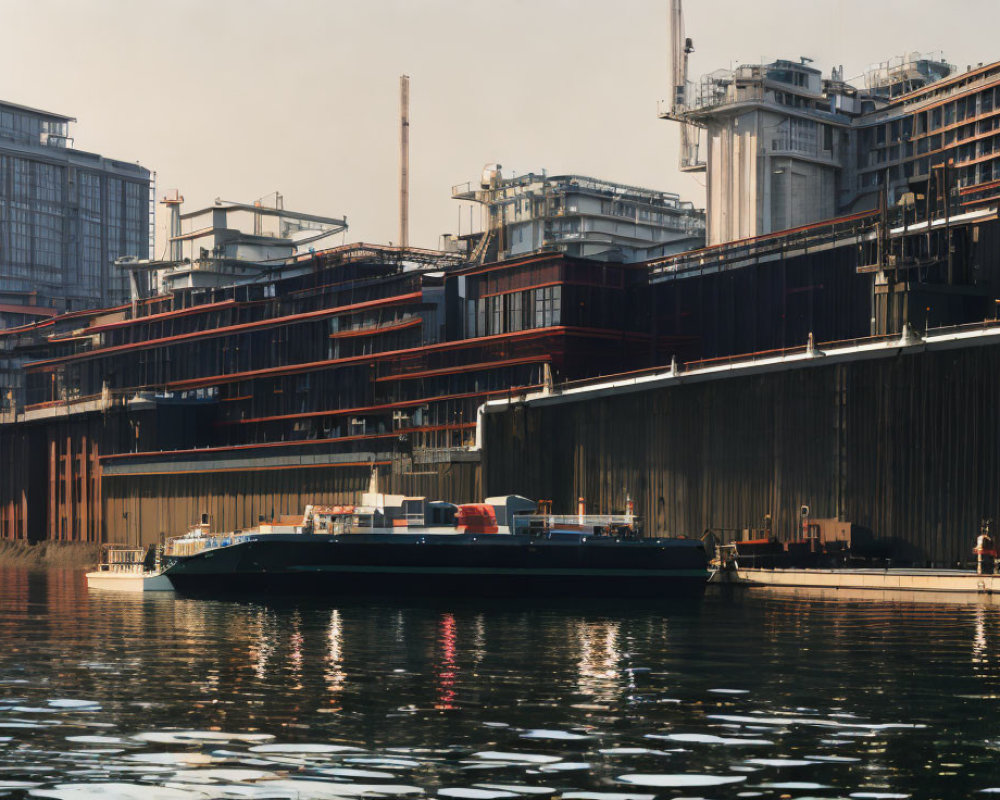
[0,568,998,799]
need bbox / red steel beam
[101,422,478,462]
[328,316,422,339]
[157,326,590,392]
[227,384,544,425]
[375,355,550,383]
[84,299,239,334]
[26,292,424,368]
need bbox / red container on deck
[455,504,499,534]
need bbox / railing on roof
[648,211,880,279]
[453,174,691,210]
[690,68,767,112]
[551,319,1000,397]
[305,242,467,267]
[919,317,1000,340]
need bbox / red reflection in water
[436,612,457,710]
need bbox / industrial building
[0,239,664,544]
[130,192,348,298]
[4,31,1000,566]
[452,166,705,263]
[663,4,1000,245]
[3,178,997,560]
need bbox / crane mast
[668,0,701,171]
[670,0,687,111]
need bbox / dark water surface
[0,568,998,799]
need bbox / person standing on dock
[975,519,996,574]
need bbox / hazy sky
[1,0,997,253]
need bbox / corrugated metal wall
[484,343,1000,565]
[101,462,481,546]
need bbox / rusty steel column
[63,434,71,541]
[94,440,103,544]
[79,434,88,543]
[48,437,57,541]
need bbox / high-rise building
[0,100,151,328]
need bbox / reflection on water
[326,609,345,710]
[0,569,998,798]
[436,612,457,711]
[575,621,620,706]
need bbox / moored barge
[158,485,708,598]
[709,517,1000,597]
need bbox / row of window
[771,118,836,157]
[912,87,1000,136]
[211,363,545,446]
[467,286,562,338]
[505,197,690,227]
[867,85,1000,153]
[0,111,67,145]
[858,154,1000,190]
[770,89,826,112]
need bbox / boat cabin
[303,493,539,535]
[258,514,308,534]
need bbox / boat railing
[95,544,148,573]
[513,514,640,537]
[539,514,636,527]
[164,532,252,558]
[320,517,361,535]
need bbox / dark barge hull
[162,533,708,598]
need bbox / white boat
[85,544,174,592]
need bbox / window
[776,119,817,154]
[9,207,30,266]
[507,292,522,333]
[531,286,561,328]
[465,299,476,338]
[490,295,501,335]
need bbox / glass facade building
[0,100,151,329]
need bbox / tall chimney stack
[399,74,410,250]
